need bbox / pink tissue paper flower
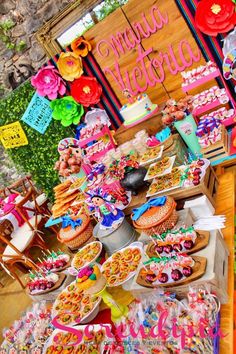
[31,65,66,100]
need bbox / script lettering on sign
[96,5,201,94]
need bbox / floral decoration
[77,265,96,282]
[108,155,139,180]
[31,65,66,100]
[57,52,83,81]
[50,96,84,127]
[195,0,236,36]
[70,76,103,107]
[71,37,92,57]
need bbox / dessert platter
[144,156,176,181]
[136,254,207,288]
[101,242,143,287]
[146,227,210,258]
[146,166,184,197]
[182,158,210,188]
[37,251,70,273]
[52,281,101,326]
[139,145,164,166]
[43,324,113,354]
[27,272,66,295]
[71,241,103,270]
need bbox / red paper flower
[195,0,236,36]
[70,76,102,107]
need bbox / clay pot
[120,167,148,195]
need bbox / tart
[101,246,142,287]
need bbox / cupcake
[76,265,106,295]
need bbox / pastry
[101,247,142,287]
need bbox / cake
[120,94,158,126]
[76,264,106,294]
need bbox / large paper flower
[70,76,102,107]
[195,0,236,36]
[50,96,84,126]
[57,52,83,82]
[31,65,66,100]
[71,37,92,57]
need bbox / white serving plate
[71,241,103,270]
[139,145,164,166]
[43,324,113,354]
[146,165,186,197]
[144,155,176,181]
[101,241,143,287]
[52,280,101,326]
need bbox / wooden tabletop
[215,171,235,353]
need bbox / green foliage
[0,81,74,200]
[0,20,26,53]
[95,0,128,21]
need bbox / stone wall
[0,0,73,97]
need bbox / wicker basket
[132,196,178,236]
[57,213,93,248]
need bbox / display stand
[182,68,235,122]
[79,125,116,163]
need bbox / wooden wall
[84,0,209,106]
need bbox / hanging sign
[21,92,52,134]
[0,121,28,149]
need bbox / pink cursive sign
[52,310,227,350]
[95,5,201,94]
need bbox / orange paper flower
[71,37,92,57]
[57,52,83,82]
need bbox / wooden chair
[0,190,51,288]
[14,187,56,237]
[0,236,39,289]
[5,176,52,219]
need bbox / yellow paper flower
[57,52,83,82]
[71,37,92,57]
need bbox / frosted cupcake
[76,264,106,295]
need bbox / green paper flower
[89,274,97,280]
[50,96,84,127]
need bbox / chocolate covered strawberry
[171,269,183,281]
[184,240,194,250]
[158,273,168,283]
[182,266,193,277]
[163,245,173,254]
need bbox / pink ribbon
[2,194,30,227]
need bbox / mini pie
[53,281,100,326]
[72,242,101,269]
[101,247,142,286]
[148,167,183,195]
[147,157,172,178]
[140,146,161,163]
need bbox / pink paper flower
[31,65,66,100]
